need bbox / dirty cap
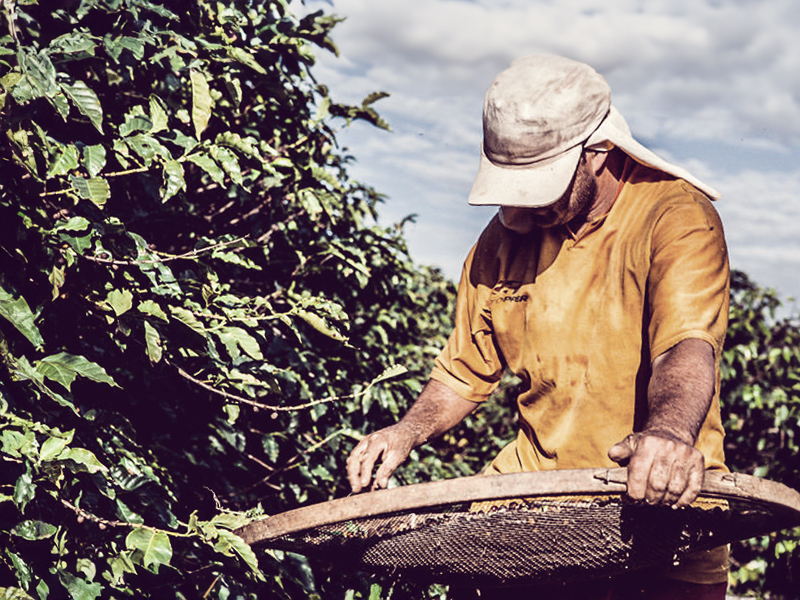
[468,55,720,207]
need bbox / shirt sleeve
[647,186,730,361]
[429,236,506,403]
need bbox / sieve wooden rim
[236,467,800,546]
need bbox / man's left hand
[608,431,705,508]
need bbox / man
[347,55,730,598]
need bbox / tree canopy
[0,1,462,597]
[0,1,798,599]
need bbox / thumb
[608,434,636,464]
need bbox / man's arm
[347,379,478,493]
[608,337,716,507]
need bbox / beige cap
[468,55,720,207]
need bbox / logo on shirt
[497,294,529,303]
[490,281,530,305]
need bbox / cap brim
[467,144,583,208]
[586,106,721,200]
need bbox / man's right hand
[346,380,478,493]
[346,423,417,493]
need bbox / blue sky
[293,0,800,312]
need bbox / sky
[291,0,800,313]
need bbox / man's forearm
[609,337,717,506]
[347,379,478,492]
[397,379,478,447]
[644,337,716,443]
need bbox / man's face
[499,156,598,234]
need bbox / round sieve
[236,468,800,585]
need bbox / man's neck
[587,151,624,221]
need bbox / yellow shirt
[430,161,731,583]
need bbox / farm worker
[347,55,730,599]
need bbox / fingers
[346,426,414,493]
[346,435,385,493]
[674,462,705,508]
[614,432,705,508]
[372,448,410,491]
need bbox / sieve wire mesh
[266,492,778,584]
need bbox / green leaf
[371,364,409,385]
[132,1,177,19]
[75,558,97,583]
[208,511,248,531]
[0,286,44,347]
[1,70,23,94]
[363,91,390,107]
[223,74,242,108]
[217,327,263,361]
[226,47,266,74]
[223,403,240,424]
[190,69,213,140]
[125,529,172,570]
[18,49,58,98]
[119,111,153,137]
[107,552,136,585]
[1,430,37,459]
[35,580,48,600]
[210,146,243,186]
[297,188,323,219]
[210,249,262,271]
[13,468,35,511]
[50,265,65,302]
[369,583,383,600]
[54,216,90,232]
[0,587,36,600]
[12,356,78,413]
[143,321,162,363]
[106,289,133,316]
[39,430,74,461]
[105,35,145,62]
[119,36,146,60]
[36,352,119,389]
[81,144,107,178]
[61,80,104,133]
[161,160,185,202]
[10,520,58,541]
[52,91,70,120]
[58,448,107,474]
[125,133,170,163]
[47,144,80,177]
[296,309,348,342]
[69,176,110,208]
[49,32,98,56]
[149,95,169,133]
[187,154,225,185]
[8,75,35,104]
[217,529,262,577]
[169,306,205,335]
[215,131,263,161]
[57,572,102,600]
[138,300,168,321]
[5,550,32,591]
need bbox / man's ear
[586,150,610,175]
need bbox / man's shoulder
[465,214,527,287]
[620,163,722,227]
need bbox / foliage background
[0,1,797,598]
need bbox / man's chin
[499,208,549,233]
